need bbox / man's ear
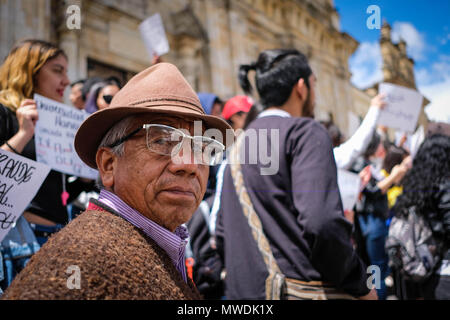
[295,78,308,102]
[96,148,117,189]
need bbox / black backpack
[386,206,444,283]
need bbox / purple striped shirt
[97,189,189,283]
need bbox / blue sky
[334,0,450,122]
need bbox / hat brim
[75,105,234,169]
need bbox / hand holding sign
[377,83,423,133]
[139,13,170,59]
[0,149,50,242]
[16,99,39,141]
[34,94,98,180]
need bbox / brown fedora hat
[75,63,233,169]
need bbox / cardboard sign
[34,94,98,179]
[337,169,361,211]
[139,13,170,58]
[378,83,423,133]
[0,149,50,242]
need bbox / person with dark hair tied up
[215,49,377,300]
[391,134,450,300]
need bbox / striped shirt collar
[97,189,189,283]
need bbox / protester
[185,194,225,300]
[215,48,377,300]
[380,144,410,210]
[390,134,450,300]
[321,120,343,148]
[69,79,86,110]
[332,94,387,170]
[183,95,241,298]
[1,62,231,300]
[84,78,121,114]
[221,95,253,131]
[80,76,103,105]
[198,93,223,117]
[352,132,410,300]
[0,40,94,292]
[426,121,450,138]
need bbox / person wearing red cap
[222,95,253,131]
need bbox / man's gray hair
[95,115,141,189]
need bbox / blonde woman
[0,40,91,291]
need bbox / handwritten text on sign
[0,149,50,242]
[34,94,98,179]
[378,83,423,133]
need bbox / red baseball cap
[222,95,254,120]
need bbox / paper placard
[337,169,361,211]
[409,125,425,159]
[0,149,51,242]
[34,94,98,179]
[395,125,425,159]
[378,83,423,133]
[139,13,170,58]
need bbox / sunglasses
[103,95,114,104]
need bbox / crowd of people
[0,39,448,300]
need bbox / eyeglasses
[103,95,114,104]
[107,124,225,166]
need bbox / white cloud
[422,80,450,123]
[348,25,450,124]
[418,55,450,123]
[349,41,383,89]
[391,22,427,61]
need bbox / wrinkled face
[99,115,209,232]
[34,54,70,103]
[97,85,120,110]
[70,83,84,110]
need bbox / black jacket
[216,116,370,299]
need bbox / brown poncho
[1,210,201,300]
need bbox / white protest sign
[378,83,423,133]
[139,13,170,58]
[395,125,425,159]
[409,125,425,159]
[0,149,50,242]
[34,94,98,179]
[337,169,361,211]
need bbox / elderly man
[1,63,231,300]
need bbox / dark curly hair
[394,134,450,218]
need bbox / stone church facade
[0,0,428,137]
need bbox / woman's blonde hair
[0,39,66,112]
